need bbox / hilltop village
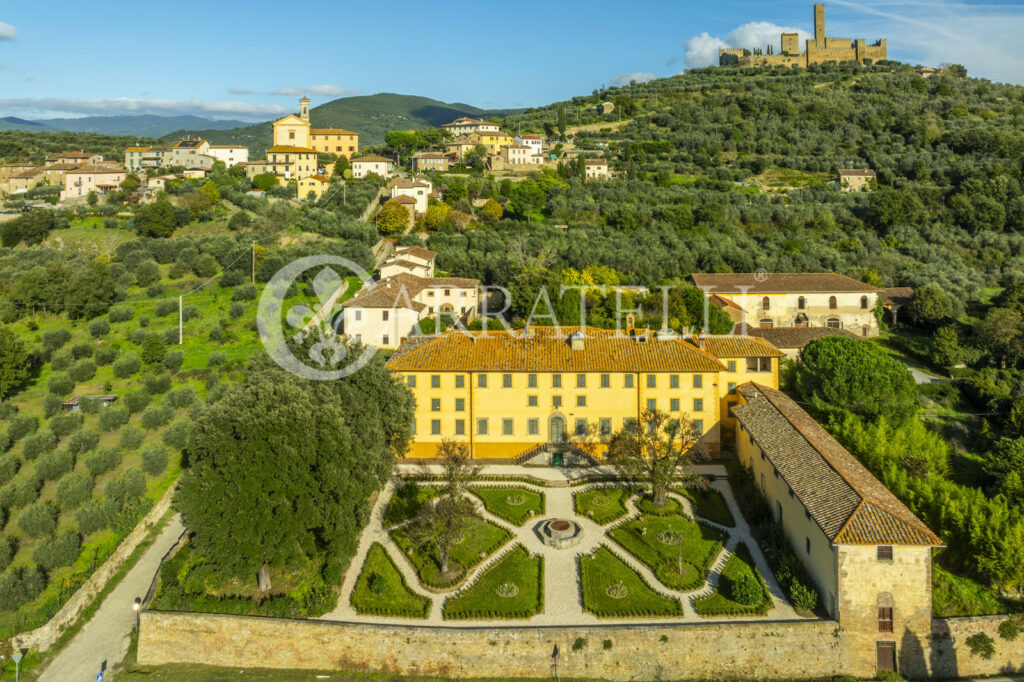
[1,5,1024,681]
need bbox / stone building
[720,3,887,68]
[732,383,942,675]
[746,325,860,361]
[838,168,876,192]
[691,272,881,337]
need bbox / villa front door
[550,416,565,444]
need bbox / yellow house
[264,146,319,181]
[309,128,359,159]
[386,326,783,460]
[468,130,513,154]
[297,174,332,200]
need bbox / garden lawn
[580,546,683,618]
[390,516,512,589]
[609,514,724,590]
[383,485,438,527]
[469,487,544,526]
[635,496,685,517]
[443,545,542,620]
[674,486,735,527]
[694,544,771,617]
[574,487,630,524]
[350,543,429,618]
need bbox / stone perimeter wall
[11,482,178,652]
[932,616,1024,678]
[138,612,845,680]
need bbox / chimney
[569,330,585,351]
[625,313,636,336]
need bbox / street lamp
[132,597,141,632]
[12,651,23,682]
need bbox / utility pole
[178,296,183,345]
[251,241,256,284]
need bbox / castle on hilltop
[720,3,886,68]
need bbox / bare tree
[408,440,480,576]
[606,409,706,507]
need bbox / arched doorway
[549,415,565,444]
[794,313,808,327]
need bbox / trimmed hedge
[579,547,684,618]
[443,545,544,620]
[350,543,430,618]
[694,543,772,617]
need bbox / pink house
[60,165,127,201]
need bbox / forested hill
[432,61,1022,302]
[161,93,524,151]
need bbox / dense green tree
[0,325,30,402]
[905,283,954,329]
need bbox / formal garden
[333,465,797,625]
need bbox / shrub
[141,333,166,365]
[233,283,257,301]
[42,328,71,351]
[131,328,148,345]
[89,318,110,338]
[22,429,57,459]
[135,259,161,287]
[67,428,99,455]
[124,389,151,414]
[85,447,122,477]
[208,351,227,367]
[155,299,177,317]
[166,386,196,409]
[78,396,102,415]
[50,352,72,371]
[208,325,223,342]
[49,412,83,436]
[47,372,75,396]
[161,419,191,450]
[182,305,199,322]
[0,565,45,610]
[966,632,995,659]
[69,359,97,383]
[76,499,116,535]
[572,638,587,652]
[95,344,118,365]
[43,392,64,418]
[789,580,819,611]
[105,469,146,504]
[143,372,172,394]
[146,282,165,298]
[141,405,173,430]
[119,425,144,450]
[142,444,169,476]
[730,573,762,606]
[55,472,94,510]
[229,302,245,318]
[108,306,133,323]
[98,405,130,432]
[163,349,184,371]
[32,530,82,570]
[998,617,1021,641]
[36,449,74,481]
[0,476,41,509]
[18,502,58,537]
[6,414,37,442]
[112,353,141,378]
[70,342,94,360]
[0,536,12,573]
[0,455,19,486]
[0,431,6,454]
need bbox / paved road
[39,514,185,682]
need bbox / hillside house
[514,134,544,157]
[584,159,609,178]
[838,168,876,192]
[207,145,249,166]
[388,178,432,214]
[411,152,449,173]
[59,165,126,201]
[298,174,332,200]
[379,245,437,279]
[440,116,499,137]
[745,326,860,361]
[351,155,395,179]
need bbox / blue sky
[1,0,1023,121]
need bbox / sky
[1,0,1023,121]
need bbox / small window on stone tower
[877,545,893,561]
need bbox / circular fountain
[540,518,583,549]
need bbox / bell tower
[299,96,310,122]
[814,3,826,48]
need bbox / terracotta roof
[690,273,880,295]
[732,383,942,547]
[59,151,96,159]
[414,153,447,160]
[302,174,331,183]
[585,159,608,166]
[352,155,393,164]
[266,145,318,154]
[881,287,914,307]
[125,147,150,152]
[518,135,542,139]
[381,258,424,271]
[387,195,416,205]
[311,128,357,135]
[209,144,248,149]
[172,139,207,149]
[1,163,35,168]
[442,117,487,127]
[838,168,876,177]
[394,245,436,261]
[343,285,427,312]
[66,165,125,174]
[388,326,727,374]
[389,178,431,190]
[688,335,784,358]
[45,162,86,171]
[11,168,42,179]
[745,327,859,349]
[709,293,744,311]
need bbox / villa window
[861,295,869,309]
[431,399,440,412]
[382,310,389,321]
[528,396,538,407]
[431,419,441,435]
[576,374,586,388]
[829,296,838,309]
[728,382,737,394]
[762,296,770,310]
[477,418,489,435]
[478,374,488,388]
[747,357,772,372]
[693,374,702,388]
[576,395,586,407]
[806,537,811,555]
[503,373,512,388]
[407,376,416,388]
[624,374,634,388]
[553,396,562,408]
[454,375,465,388]
[727,360,736,372]
[503,419,514,435]
[455,420,465,435]
[878,607,894,633]
[600,418,612,436]
[646,399,656,411]
[827,318,841,329]
[528,374,538,388]
[431,375,440,388]
[552,374,562,388]
[798,296,806,310]
[693,419,703,435]
[575,418,587,436]
[455,398,465,412]
[694,398,704,412]
[382,335,389,345]
[647,374,656,388]
[670,374,679,389]
[600,374,610,388]
[877,546,893,562]
[528,418,539,435]
[759,318,773,328]
[670,398,680,411]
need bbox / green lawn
[635,496,685,517]
[608,514,725,590]
[674,486,735,527]
[933,564,1024,617]
[579,546,683,618]
[694,543,771,617]
[350,543,430,618]
[383,485,438,527]
[390,516,512,589]
[443,545,542,620]
[469,487,544,526]
[574,487,631,524]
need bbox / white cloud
[0,21,16,40]
[685,22,812,68]
[228,87,253,95]
[0,97,289,120]
[271,84,360,97]
[610,72,657,86]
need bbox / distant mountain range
[0,115,250,137]
[159,93,526,152]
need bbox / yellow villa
[297,174,332,200]
[248,97,360,182]
[386,326,783,460]
[468,130,513,154]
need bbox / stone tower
[814,3,826,48]
[299,96,310,122]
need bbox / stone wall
[931,615,1024,678]
[139,612,846,680]
[11,482,178,652]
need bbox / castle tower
[299,96,310,122]
[814,3,826,48]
